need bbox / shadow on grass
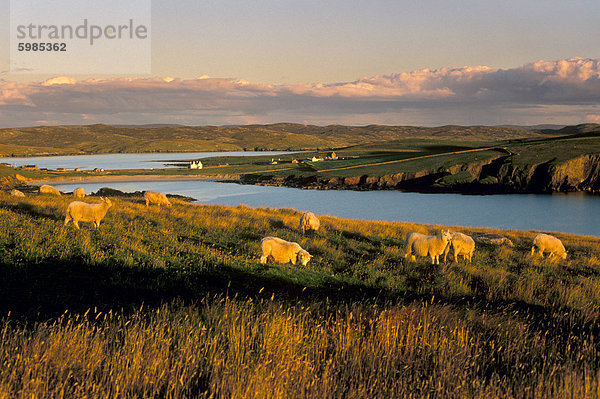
[2,254,600,369]
[0,202,63,221]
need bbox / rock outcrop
[241,153,600,194]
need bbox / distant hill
[498,124,568,131]
[538,123,600,136]
[0,123,548,157]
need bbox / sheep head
[297,250,312,266]
[100,197,113,208]
[441,229,452,242]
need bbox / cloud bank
[2,57,600,127]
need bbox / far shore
[25,174,240,186]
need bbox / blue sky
[1,0,600,127]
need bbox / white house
[189,160,203,169]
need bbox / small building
[56,168,66,172]
[20,164,38,170]
[328,151,338,160]
[189,160,203,169]
[93,168,104,173]
[74,168,81,172]
[311,156,324,162]
[292,159,299,164]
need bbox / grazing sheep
[300,211,320,234]
[10,189,25,197]
[73,187,85,199]
[64,197,112,229]
[260,236,312,266]
[39,184,61,196]
[144,190,172,208]
[531,233,567,260]
[404,230,452,265]
[475,233,514,247]
[443,232,475,264]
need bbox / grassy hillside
[0,123,545,157]
[0,192,600,397]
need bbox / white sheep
[300,211,320,234]
[443,232,475,263]
[144,190,172,208]
[404,230,452,265]
[531,233,567,260]
[64,197,112,229]
[10,189,25,197]
[475,233,514,247]
[73,187,85,199]
[39,184,61,196]
[404,232,427,255]
[260,236,312,266]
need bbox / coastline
[25,174,240,186]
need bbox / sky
[1,0,600,127]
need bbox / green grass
[1,193,600,396]
[507,134,600,166]
[0,123,544,157]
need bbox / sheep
[404,230,452,265]
[10,189,25,197]
[475,233,514,247]
[73,187,85,199]
[260,236,312,266]
[144,190,172,208]
[39,184,61,196]
[531,233,567,260]
[443,232,475,264]
[64,197,112,229]
[404,232,427,259]
[300,211,320,235]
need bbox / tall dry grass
[2,298,600,398]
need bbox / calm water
[0,151,292,170]
[52,180,600,237]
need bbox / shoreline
[23,173,600,197]
[25,174,240,186]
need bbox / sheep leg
[64,216,71,227]
[443,246,450,263]
[73,221,80,230]
[145,199,149,207]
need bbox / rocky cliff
[242,153,600,194]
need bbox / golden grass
[0,192,600,397]
[1,299,599,398]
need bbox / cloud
[41,76,78,86]
[1,57,600,127]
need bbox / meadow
[0,123,542,157]
[1,192,600,397]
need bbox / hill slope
[0,123,545,157]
